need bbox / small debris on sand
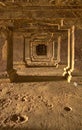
[21,96,27,102]
[11,114,28,124]
[64,106,72,112]
[4,114,28,125]
[74,82,78,87]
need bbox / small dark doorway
[36,44,47,56]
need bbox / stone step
[16,67,64,76]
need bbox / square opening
[36,44,47,56]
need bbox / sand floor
[0,79,82,130]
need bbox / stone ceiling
[0,0,82,6]
[0,0,82,29]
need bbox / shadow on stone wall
[14,75,64,83]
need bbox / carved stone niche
[25,38,60,66]
[31,40,52,62]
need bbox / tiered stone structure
[0,1,82,82]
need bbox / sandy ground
[0,79,82,130]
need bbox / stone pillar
[67,26,75,82]
[7,28,13,71]
[52,41,55,59]
[68,29,71,69]
[54,41,58,60]
[25,38,30,60]
[23,36,26,62]
[6,27,17,82]
[63,26,75,82]
[20,36,27,68]
[61,19,64,27]
[25,38,31,64]
[57,36,61,63]
[53,38,59,67]
[63,29,70,76]
[71,25,75,71]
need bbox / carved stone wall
[13,35,24,62]
[0,3,82,82]
[1,0,82,5]
[0,36,7,72]
[26,40,54,66]
[0,28,82,71]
